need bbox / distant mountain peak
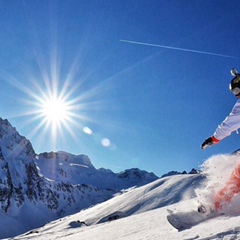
[161,168,199,178]
[118,168,158,181]
[38,151,94,168]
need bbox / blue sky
[0,0,240,176]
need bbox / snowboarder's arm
[201,100,240,150]
[213,100,240,140]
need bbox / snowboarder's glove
[201,136,220,150]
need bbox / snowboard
[167,209,222,231]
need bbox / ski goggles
[230,86,240,96]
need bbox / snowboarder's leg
[214,162,240,210]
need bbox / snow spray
[195,154,240,215]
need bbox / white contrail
[120,39,239,59]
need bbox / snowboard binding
[198,204,207,213]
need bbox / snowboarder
[201,68,240,211]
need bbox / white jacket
[214,99,240,140]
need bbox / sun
[41,96,70,125]
[8,71,86,147]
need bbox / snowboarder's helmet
[231,68,238,77]
[229,68,240,96]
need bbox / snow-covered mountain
[36,151,158,190]
[0,117,158,239]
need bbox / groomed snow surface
[7,154,240,240]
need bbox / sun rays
[5,49,100,151]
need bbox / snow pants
[214,162,240,210]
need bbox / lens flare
[83,126,93,135]
[101,138,111,147]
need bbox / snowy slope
[17,200,240,240]
[11,154,240,240]
[11,174,203,240]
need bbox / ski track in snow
[6,154,240,240]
